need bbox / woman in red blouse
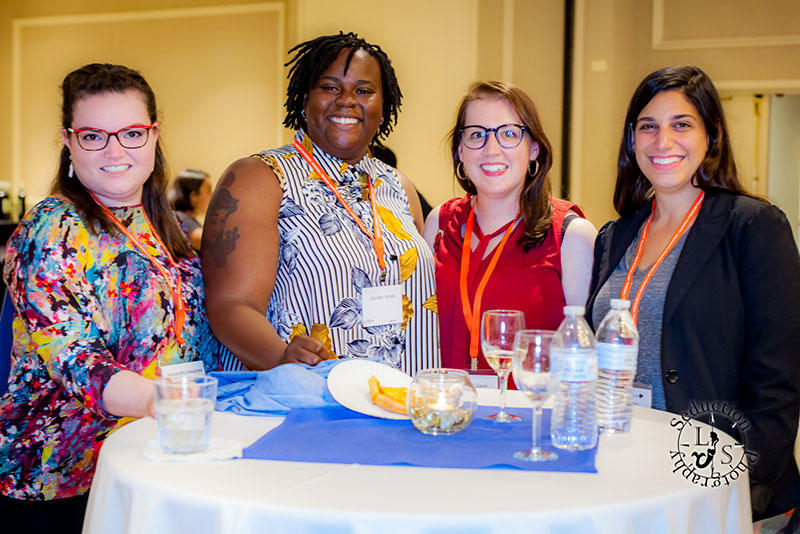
[422,81,596,372]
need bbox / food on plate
[368,375,408,414]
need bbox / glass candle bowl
[408,369,477,435]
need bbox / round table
[83,390,751,533]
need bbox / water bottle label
[553,349,597,382]
[596,342,637,371]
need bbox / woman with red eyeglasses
[0,63,216,533]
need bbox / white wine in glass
[512,329,560,461]
[480,309,525,422]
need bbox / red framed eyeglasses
[67,123,157,151]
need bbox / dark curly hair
[615,65,757,216]
[449,81,554,251]
[283,31,402,141]
[53,62,191,258]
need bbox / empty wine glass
[512,329,560,461]
[480,309,525,422]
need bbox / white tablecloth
[83,390,751,534]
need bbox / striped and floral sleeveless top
[219,131,439,375]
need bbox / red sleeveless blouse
[434,195,584,371]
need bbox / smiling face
[633,90,708,196]
[61,90,158,206]
[303,48,383,164]
[457,97,539,201]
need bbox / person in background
[0,63,216,533]
[422,81,596,372]
[371,142,433,220]
[585,65,800,521]
[170,168,213,250]
[202,32,439,374]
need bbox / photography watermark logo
[670,400,757,487]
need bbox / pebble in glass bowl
[408,369,477,435]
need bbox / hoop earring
[68,155,74,178]
[301,109,306,119]
[456,161,468,179]
[528,159,539,177]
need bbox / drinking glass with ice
[154,376,218,454]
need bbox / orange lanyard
[459,203,520,371]
[89,192,186,345]
[621,191,704,324]
[292,138,387,280]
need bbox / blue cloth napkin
[210,359,341,415]
[243,405,597,472]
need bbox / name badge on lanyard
[362,284,403,327]
[632,382,653,408]
[292,137,399,329]
[160,360,206,379]
[468,372,499,389]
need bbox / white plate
[327,360,411,420]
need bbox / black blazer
[587,189,800,519]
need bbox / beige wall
[574,0,800,225]
[1,0,286,214]
[294,0,477,206]
[293,0,564,208]
[1,0,798,228]
[0,0,566,218]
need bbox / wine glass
[480,309,525,422]
[511,329,560,461]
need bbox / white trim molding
[569,0,585,205]
[502,0,514,83]
[651,0,800,50]
[715,79,800,93]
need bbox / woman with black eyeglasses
[422,81,596,372]
[0,63,216,532]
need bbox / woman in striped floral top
[203,32,439,374]
[0,63,216,532]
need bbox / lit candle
[429,390,453,411]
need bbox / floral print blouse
[0,197,216,500]
[216,131,440,375]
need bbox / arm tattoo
[205,172,240,268]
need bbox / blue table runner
[243,406,597,472]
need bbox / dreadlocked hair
[54,63,191,259]
[283,31,402,140]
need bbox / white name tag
[160,360,206,379]
[362,284,403,327]
[468,373,499,389]
[632,382,653,408]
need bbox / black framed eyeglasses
[67,124,157,151]
[460,123,527,150]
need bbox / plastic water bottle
[550,305,598,451]
[595,299,639,434]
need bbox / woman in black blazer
[586,65,800,520]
